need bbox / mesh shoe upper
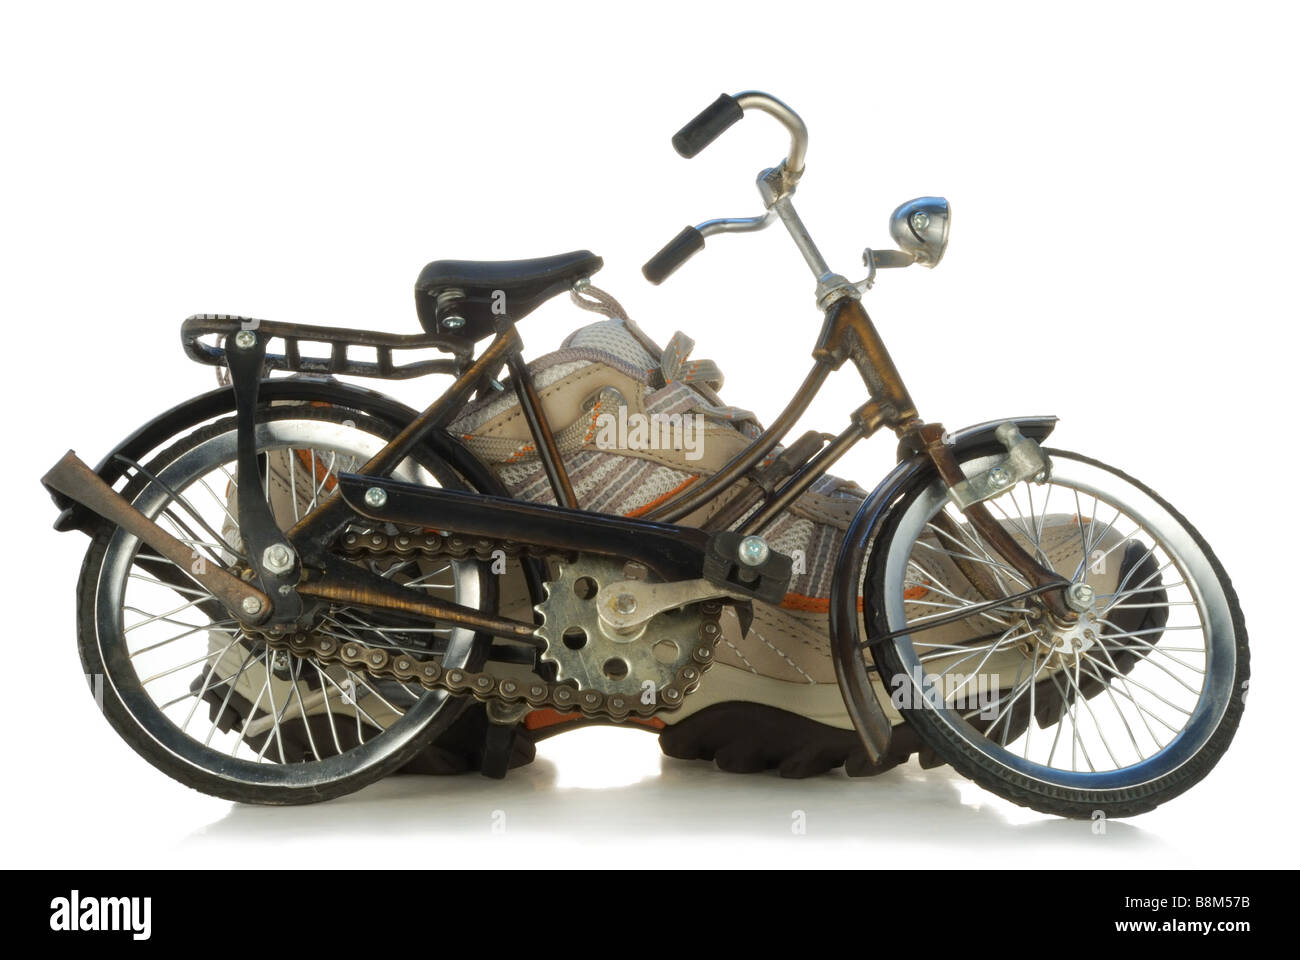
[450,318,867,607]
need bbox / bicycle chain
[258,530,724,722]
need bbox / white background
[2,1,1295,868]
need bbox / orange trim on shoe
[780,592,833,613]
[779,584,927,613]
[295,449,339,492]
[523,708,666,732]
[504,443,537,464]
[582,399,604,445]
[623,476,698,518]
[780,593,873,613]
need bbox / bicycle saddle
[415,250,603,341]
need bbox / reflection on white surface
[6,657,1271,870]
[546,727,665,791]
[175,727,1176,869]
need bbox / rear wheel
[77,406,494,804]
[861,448,1248,818]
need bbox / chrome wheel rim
[880,452,1236,791]
[94,415,480,791]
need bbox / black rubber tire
[76,405,494,804]
[864,448,1249,819]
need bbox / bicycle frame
[207,285,1065,634]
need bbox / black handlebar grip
[642,226,706,284]
[671,93,744,158]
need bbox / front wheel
[859,448,1248,818]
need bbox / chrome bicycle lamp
[888,197,950,267]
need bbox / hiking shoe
[442,299,1165,776]
[200,295,1165,779]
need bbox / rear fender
[49,378,507,534]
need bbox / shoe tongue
[561,319,656,373]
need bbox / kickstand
[479,720,518,779]
[479,700,529,779]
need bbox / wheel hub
[1028,601,1101,668]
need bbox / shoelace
[570,281,864,502]
[571,281,755,426]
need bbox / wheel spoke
[875,453,1236,788]
[89,412,482,799]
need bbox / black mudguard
[49,377,509,534]
[828,415,1059,761]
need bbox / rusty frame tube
[350,327,521,480]
[649,297,914,525]
[506,350,578,508]
[302,554,538,643]
[812,297,918,428]
[737,401,886,536]
[285,327,521,547]
[698,430,832,533]
[646,360,832,522]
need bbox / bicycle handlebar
[643,91,810,284]
[671,94,745,158]
[642,226,705,284]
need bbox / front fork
[911,422,1073,621]
[796,298,1077,764]
[807,295,1074,619]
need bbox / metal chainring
[535,555,715,703]
[255,531,722,722]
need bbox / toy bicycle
[44,91,1247,817]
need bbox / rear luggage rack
[181,314,468,380]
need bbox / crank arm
[594,576,746,635]
[300,553,539,644]
[42,451,271,624]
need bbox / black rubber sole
[402,700,925,780]
[657,702,923,778]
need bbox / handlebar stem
[756,166,844,300]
